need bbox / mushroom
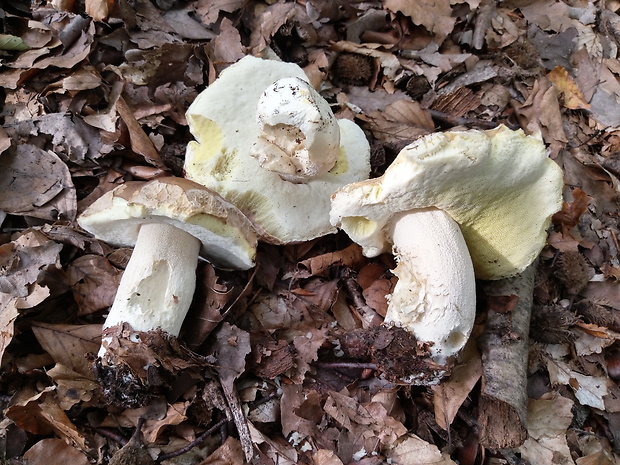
[77,177,258,362]
[184,55,370,244]
[330,125,564,367]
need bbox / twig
[314,361,377,370]
[157,418,228,461]
[477,262,536,449]
[343,278,383,328]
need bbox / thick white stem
[99,222,201,357]
[386,208,476,364]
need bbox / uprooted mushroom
[330,125,564,380]
[78,177,257,404]
[184,55,371,244]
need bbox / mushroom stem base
[99,222,200,358]
[386,208,476,364]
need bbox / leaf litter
[1,0,620,464]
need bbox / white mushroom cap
[78,177,258,270]
[252,77,341,183]
[330,125,564,280]
[184,55,370,244]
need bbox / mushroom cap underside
[330,125,564,280]
[184,55,371,244]
[78,177,258,270]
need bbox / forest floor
[1,0,620,464]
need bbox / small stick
[157,418,228,461]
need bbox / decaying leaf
[384,0,455,42]
[31,322,101,378]
[386,433,458,464]
[23,438,90,465]
[518,394,575,465]
[432,341,482,430]
[360,99,434,151]
[546,357,609,410]
[0,144,76,221]
[0,294,20,365]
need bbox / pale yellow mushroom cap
[330,125,564,280]
[78,177,258,270]
[184,55,371,244]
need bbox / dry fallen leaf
[386,433,458,464]
[31,322,101,378]
[0,294,20,365]
[23,438,90,465]
[360,99,434,151]
[0,144,76,221]
[518,393,575,465]
[384,0,455,42]
[67,254,122,316]
[432,341,482,430]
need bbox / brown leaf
[6,388,88,450]
[46,364,100,410]
[212,323,251,388]
[194,0,245,25]
[552,187,591,229]
[31,322,101,379]
[515,77,567,157]
[23,438,90,465]
[209,17,246,72]
[85,0,113,21]
[197,436,244,464]
[116,96,166,168]
[0,144,76,221]
[357,262,394,317]
[384,0,455,42]
[291,327,327,383]
[248,2,304,54]
[293,278,339,314]
[184,264,232,350]
[361,100,434,151]
[143,402,189,443]
[0,230,63,298]
[297,243,366,277]
[432,341,482,430]
[67,254,122,316]
[0,294,19,366]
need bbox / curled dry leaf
[67,254,122,316]
[295,243,366,278]
[5,388,88,450]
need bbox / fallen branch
[477,262,536,449]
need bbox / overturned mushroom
[184,55,370,244]
[78,177,257,399]
[330,125,564,368]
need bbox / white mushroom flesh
[99,222,200,357]
[251,77,341,183]
[386,208,476,364]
